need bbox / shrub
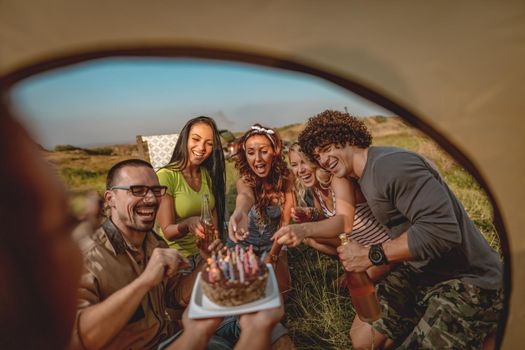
[54,144,80,152]
[375,115,388,123]
[84,147,113,156]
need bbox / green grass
[286,247,355,349]
[60,167,107,190]
[49,122,501,349]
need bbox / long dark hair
[234,124,290,225]
[165,116,226,236]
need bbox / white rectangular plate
[188,264,281,319]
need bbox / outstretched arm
[304,237,339,256]
[274,177,356,246]
[228,178,255,242]
[166,305,284,350]
[280,176,295,226]
[166,311,223,350]
[236,305,285,350]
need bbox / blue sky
[10,58,390,148]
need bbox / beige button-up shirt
[73,220,184,350]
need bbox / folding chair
[136,133,179,171]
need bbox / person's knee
[350,324,390,350]
[271,334,295,350]
[350,326,374,350]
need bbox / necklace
[314,187,336,217]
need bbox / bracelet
[268,253,279,263]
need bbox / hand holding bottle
[338,233,381,322]
[337,238,373,273]
[291,206,319,223]
[198,194,216,250]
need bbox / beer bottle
[200,194,216,249]
[267,240,282,264]
[339,233,381,322]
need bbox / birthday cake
[201,246,269,306]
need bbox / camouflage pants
[371,264,503,349]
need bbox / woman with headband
[227,123,293,294]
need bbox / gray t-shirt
[358,146,502,290]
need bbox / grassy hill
[44,116,499,349]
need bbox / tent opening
[0,47,509,349]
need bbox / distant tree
[54,144,79,152]
[84,147,113,156]
[375,115,388,123]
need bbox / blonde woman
[288,142,390,262]
[289,142,340,255]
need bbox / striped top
[314,187,390,246]
[349,202,390,246]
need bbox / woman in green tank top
[156,116,226,263]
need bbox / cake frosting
[201,245,269,306]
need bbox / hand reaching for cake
[272,224,307,247]
[228,209,249,242]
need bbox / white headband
[250,125,275,135]
[243,125,276,149]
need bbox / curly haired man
[274,110,503,349]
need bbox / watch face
[370,248,383,264]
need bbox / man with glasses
[71,159,227,349]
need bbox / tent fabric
[1,1,524,348]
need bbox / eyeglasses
[110,185,167,197]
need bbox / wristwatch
[369,243,389,265]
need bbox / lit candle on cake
[237,256,245,283]
[227,256,234,281]
[243,250,249,274]
[207,258,215,282]
[220,260,229,280]
[249,252,258,275]
[200,246,270,307]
